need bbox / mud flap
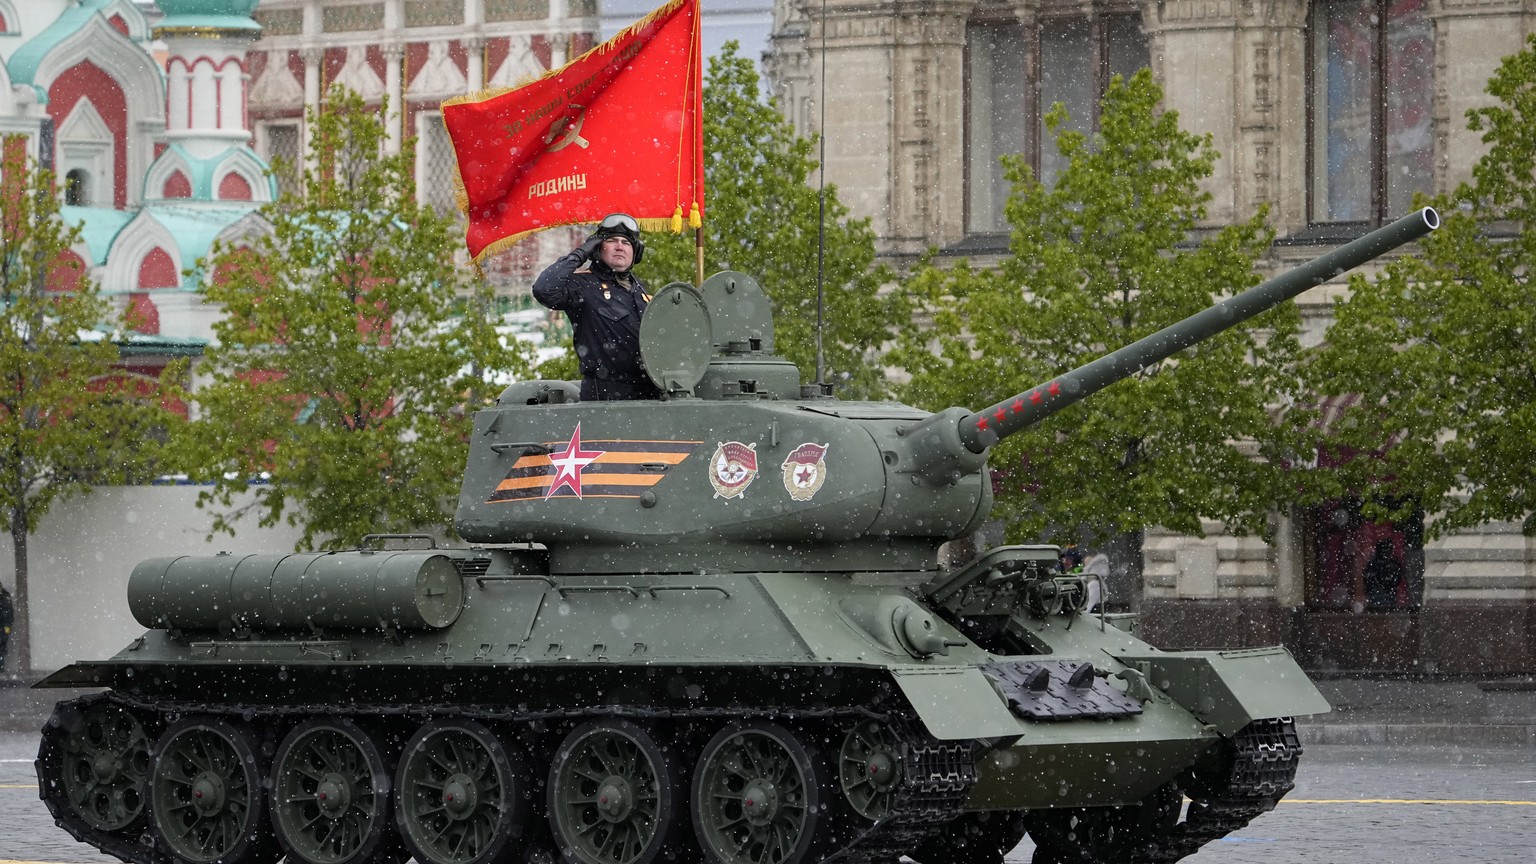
[890,666,1023,741]
[1109,646,1331,736]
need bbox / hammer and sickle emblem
[544,106,590,152]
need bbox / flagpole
[694,226,705,286]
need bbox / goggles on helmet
[599,213,640,235]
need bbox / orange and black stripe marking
[490,439,703,501]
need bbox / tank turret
[34,210,1436,864]
[453,208,1440,576]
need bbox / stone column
[465,36,486,93]
[1140,0,1308,231]
[384,44,405,155]
[302,47,323,165]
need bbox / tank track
[1131,717,1302,864]
[39,691,975,864]
[821,721,977,863]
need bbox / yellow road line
[1284,798,1536,806]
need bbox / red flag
[442,0,704,262]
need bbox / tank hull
[37,550,1324,864]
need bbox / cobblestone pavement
[2,735,1532,864]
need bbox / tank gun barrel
[955,207,1440,453]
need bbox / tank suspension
[37,691,975,864]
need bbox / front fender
[1109,646,1330,735]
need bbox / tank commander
[533,213,661,401]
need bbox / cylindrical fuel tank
[127,550,464,632]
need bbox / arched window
[163,170,192,198]
[218,172,253,201]
[65,169,89,206]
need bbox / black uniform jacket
[532,249,653,386]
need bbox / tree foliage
[640,42,902,398]
[1303,35,1536,535]
[891,71,1301,545]
[182,89,535,551]
[0,137,177,673]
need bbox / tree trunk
[1103,528,1145,614]
[8,506,30,678]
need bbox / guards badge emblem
[781,443,829,501]
[709,441,758,499]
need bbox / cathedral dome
[153,0,260,33]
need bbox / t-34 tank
[36,209,1438,864]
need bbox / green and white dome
[154,0,260,32]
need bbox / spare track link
[37,692,976,864]
[1132,716,1302,864]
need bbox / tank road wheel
[150,716,279,864]
[548,720,683,864]
[270,718,399,864]
[837,720,903,821]
[37,697,155,834]
[395,720,533,864]
[691,721,830,864]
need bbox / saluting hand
[577,231,604,262]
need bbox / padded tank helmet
[596,212,645,264]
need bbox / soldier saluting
[533,213,662,401]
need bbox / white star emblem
[546,423,604,499]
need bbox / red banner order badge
[442,0,704,261]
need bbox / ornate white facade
[769,0,1536,673]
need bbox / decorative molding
[254,8,304,37]
[488,38,545,87]
[249,50,305,107]
[214,211,276,251]
[485,0,551,22]
[405,0,464,28]
[1433,0,1531,14]
[333,46,387,100]
[103,211,182,294]
[213,149,275,204]
[32,15,164,122]
[407,41,469,97]
[1431,13,1452,197]
[143,147,193,200]
[98,0,151,43]
[322,3,385,33]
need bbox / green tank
[35,208,1438,864]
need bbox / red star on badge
[546,423,604,499]
[796,466,814,484]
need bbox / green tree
[1302,35,1536,535]
[0,138,177,675]
[892,70,1301,548]
[183,88,535,551]
[639,42,902,398]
